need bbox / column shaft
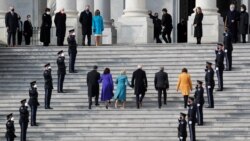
[94,0,111,27]
[123,0,147,17]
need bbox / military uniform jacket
[28,88,40,106]
[154,71,169,89]
[194,87,205,105]
[44,69,53,89]
[205,68,215,87]
[178,119,187,138]
[187,104,197,123]
[67,35,77,54]
[215,50,225,69]
[57,56,66,75]
[5,120,16,138]
[19,106,29,124]
[131,69,148,94]
[223,32,233,52]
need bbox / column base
[188,13,224,43]
[0,14,8,45]
[117,16,153,44]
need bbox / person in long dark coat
[131,65,148,109]
[193,7,203,44]
[177,19,187,43]
[54,8,67,46]
[28,81,39,126]
[205,62,215,108]
[178,113,187,141]
[153,13,162,43]
[226,4,240,43]
[239,4,249,43]
[187,97,197,141]
[194,80,204,126]
[5,6,19,47]
[223,27,233,71]
[40,8,52,46]
[67,29,78,73]
[19,99,29,141]
[57,50,66,93]
[44,63,53,109]
[17,16,23,45]
[23,15,33,45]
[161,8,173,43]
[87,66,101,109]
[79,5,92,46]
[5,113,16,141]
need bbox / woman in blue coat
[92,9,104,46]
[114,70,131,109]
[99,68,113,109]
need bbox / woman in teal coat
[92,9,104,46]
[114,70,131,109]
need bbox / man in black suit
[54,8,67,46]
[87,66,101,109]
[19,99,29,141]
[17,16,23,45]
[28,81,40,126]
[178,113,187,141]
[223,28,233,71]
[5,6,19,47]
[154,66,169,108]
[23,15,33,45]
[205,62,215,108]
[215,43,225,91]
[153,13,162,43]
[131,65,148,109]
[226,4,240,43]
[194,80,204,126]
[44,63,53,109]
[187,97,197,141]
[57,50,66,93]
[40,8,52,46]
[79,5,92,46]
[161,8,173,43]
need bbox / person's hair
[95,9,100,16]
[45,8,50,12]
[182,68,188,73]
[27,15,31,18]
[160,66,164,71]
[93,65,98,70]
[196,7,202,14]
[162,8,167,13]
[120,69,126,75]
[137,65,143,69]
[241,4,247,11]
[103,68,110,74]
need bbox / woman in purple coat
[99,68,114,109]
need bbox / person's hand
[193,24,197,27]
[231,20,234,23]
[197,103,200,107]
[208,85,211,89]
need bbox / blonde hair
[120,69,126,75]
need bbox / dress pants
[88,94,99,109]
[136,92,145,109]
[157,88,167,108]
[188,120,196,141]
[206,86,214,108]
[69,52,76,72]
[6,137,14,141]
[83,34,91,46]
[216,68,223,90]
[196,104,203,125]
[225,50,232,71]
[24,36,31,45]
[18,31,23,45]
[7,31,16,46]
[20,122,28,141]
[30,105,37,125]
[57,37,64,46]
[162,28,172,43]
[57,74,65,92]
[45,88,52,108]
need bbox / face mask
[11,9,14,12]
[11,117,14,121]
[46,12,50,15]
[61,53,65,57]
[230,7,234,11]
[25,103,28,107]
[72,32,76,36]
[241,9,244,12]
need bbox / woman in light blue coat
[114,70,131,109]
[92,9,104,46]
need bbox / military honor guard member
[187,97,197,141]
[5,113,16,141]
[223,28,233,71]
[194,80,204,126]
[44,63,53,109]
[205,62,215,108]
[215,43,225,91]
[57,50,66,93]
[178,113,187,141]
[19,99,29,141]
[67,29,78,73]
[28,81,40,126]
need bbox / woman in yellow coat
[176,68,193,108]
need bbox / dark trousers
[225,51,232,71]
[7,31,16,46]
[154,32,162,43]
[179,137,186,141]
[206,86,214,108]
[24,36,31,45]
[196,104,203,125]
[162,28,172,43]
[216,68,223,90]
[157,88,167,108]
[45,88,52,108]
[88,94,99,109]
[57,74,65,92]
[57,37,64,46]
[183,95,188,108]
[188,120,196,141]
[18,31,22,45]
[6,137,14,141]
[242,34,246,43]
[69,53,76,72]
[20,122,28,141]
[196,37,201,44]
[30,105,37,125]
[83,34,91,46]
[136,92,145,109]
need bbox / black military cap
[44,63,50,67]
[45,8,50,12]
[57,50,63,55]
[180,112,186,118]
[69,29,75,33]
[30,81,36,85]
[217,43,223,46]
[197,80,203,85]
[206,61,212,65]
[6,113,13,120]
[188,97,194,101]
[20,99,26,104]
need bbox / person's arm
[144,71,148,88]
[131,72,135,88]
[101,16,104,31]
[79,12,82,24]
[110,74,114,90]
[54,13,58,27]
[166,73,169,89]
[176,75,181,91]
[92,18,95,33]
[154,73,157,89]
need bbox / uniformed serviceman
[205,62,215,108]
[28,81,40,126]
[67,29,77,73]
[215,43,225,91]
[187,97,197,141]
[194,80,204,126]
[57,50,66,93]
[223,28,233,71]
[44,63,53,109]
[5,113,16,141]
[19,99,29,141]
[177,113,187,141]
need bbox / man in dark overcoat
[40,8,52,46]
[226,4,240,43]
[54,8,67,46]
[23,15,33,45]
[239,4,249,43]
[5,6,19,47]
[79,5,92,46]
[161,8,173,43]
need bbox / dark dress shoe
[95,103,100,106]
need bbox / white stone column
[188,0,223,43]
[51,0,78,45]
[0,0,9,44]
[242,0,250,42]
[117,0,153,44]
[77,0,94,15]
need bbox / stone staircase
[0,44,250,141]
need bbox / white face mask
[230,7,235,11]
[33,84,37,88]
[46,12,50,15]
[11,117,14,121]
[25,103,28,107]
[241,8,244,12]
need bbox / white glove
[197,104,200,107]
[189,121,192,124]
[216,67,219,71]
[225,49,228,53]
[208,85,211,89]
[180,137,183,139]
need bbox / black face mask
[11,9,14,12]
